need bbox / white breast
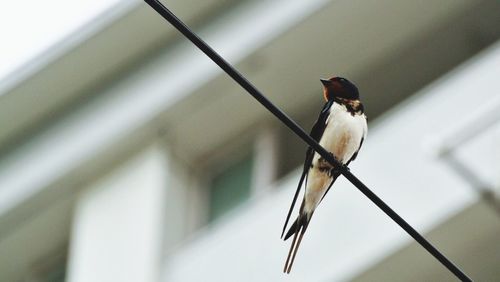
[315,102,367,165]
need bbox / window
[203,128,280,223]
[208,154,253,222]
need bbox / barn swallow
[282,77,367,273]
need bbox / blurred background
[1,0,500,281]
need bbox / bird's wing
[346,136,364,164]
[348,116,367,164]
[281,100,333,238]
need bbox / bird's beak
[320,79,331,86]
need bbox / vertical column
[67,145,167,282]
[252,127,278,197]
[495,127,500,197]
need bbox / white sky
[0,0,123,83]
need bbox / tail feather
[287,228,306,273]
[283,217,297,240]
[283,211,312,273]
[283,227,300,273]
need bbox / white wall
[67,145,167,282]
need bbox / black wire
[144,1,472,281]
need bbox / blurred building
[1,0,500,281]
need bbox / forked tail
[283,209,313,273]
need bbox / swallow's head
[320,76,359,101]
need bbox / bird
[281,76,367,273]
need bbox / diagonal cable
[144,1,472,281]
